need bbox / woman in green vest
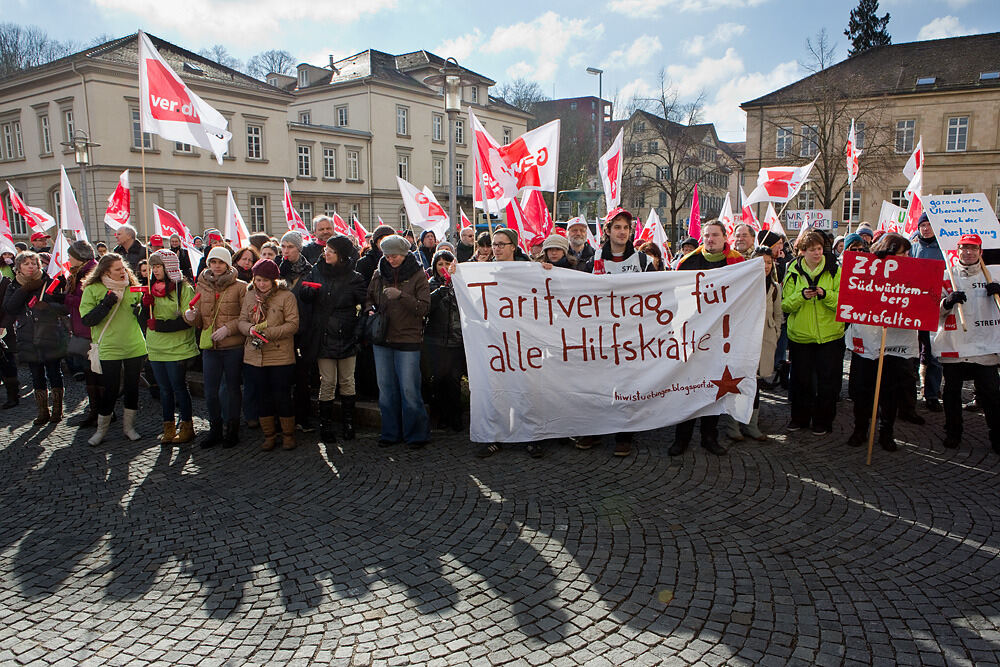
[80,253,147,446]
[141,249,198,445]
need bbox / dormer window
[183,62,204,75]
[267,77,277,87]
[916,76,936,86]
[980,71,999,81]
[298,69,308,88]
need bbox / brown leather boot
[280,416,296,450]
[33,390,49,425]
[49,387,63,423]
[173,421,195,444]
[259,416,277,450]
[160,421,177,444]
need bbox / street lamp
[60,129,100,239]
[586,67,603,196]
[424,57,476,239]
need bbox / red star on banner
[710,366,745,401]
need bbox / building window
[776,127,793,158]
[855,121,865,150]
[469,86,478,103]
[249,195,266,232]
[267,77,277,87]
[396,106,408,136]
[658,192,667,208]
[942,188,963,195]
[298,111,311,125]
[946,116,968,152]
[800,125,819,157]
[843,189,860,220]
[397,153,408,180]
[246,125,262,159]
[433,158,443,187]
[890,189,907,207]
[454,119,464,145]
[633,167,642,185]
[455,162,464,196]
[648,140,658,154]
[39,115,51,154]
[175,142,193,153]
[336,105,348,127]
[896,120,915,153]
[2,123,16,160]
[297,144,312,177]
[399,206,408,227]
[350,204,359,220]
[130,109,152,149]
[347,150,359,180]
[324,202,336,217]
[51,190,61,225]
[432,114,443,142]
[297,69,308,88]
[570,102,577,110]
[636,192,645,208]
[299,202,312,222]
[4,196,27,235]
[323,147,336,179]
[657,166,671,180]
[796,189,816,209]
[502,127,511,145]
[63,109,74,142]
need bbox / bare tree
[246,49,296,80]
[198,44,242,72]
[801,28,837,74]
[0,23,73,78]
[494,78,549,115]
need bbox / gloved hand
[384,287,402,300]
[100,290,119,307]
[801,288,814,300]
[943,291,967,309]
[211,325,228,342]
[146,318,157,331]
[814,286,826,300]
[183,308,197,323]
[986,282,1000,297]
[141,292,155,306]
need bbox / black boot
[2,376,19,409]
[341,396,356,440]
[319,400,337,442]
[79,384,101,427]
[223,420,240,448]
[200,421,224,448]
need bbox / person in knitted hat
[143,249,198,445]
[536,234,578,270]
[278,229,315,431]
[491,228,527,262]
[239,257,300,450]
[843,233,868,253]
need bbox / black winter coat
[279,254,313,343]
[355,248,381,286]
[424,275,463,348]
[2,275,69,362]
[301,259,366,360]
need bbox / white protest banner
[784,209,833,231]
[877,201,906,234]
[453,261,765,442]
[924,193,1000,253]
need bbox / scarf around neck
[101,275,130,299]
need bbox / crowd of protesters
[0,205,997,461]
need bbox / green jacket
[781,255,844,345]
[144,281,198,363]
[0,265,13,281]
[80,283,147,361]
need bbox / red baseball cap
[30,232,50,242]
[149,234,164,248]
[207,231,223,242]
[605,207,634,223]
[958,233,982,246]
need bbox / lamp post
[424,57,476,239]
[61,129,99,239]
[586,67,603,181]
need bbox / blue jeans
[203,348,243,424]
[149,360,192,422]
[374,345,429,443]
[28,359,63,391]
[243,364,295,419]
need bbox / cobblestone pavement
[2,367,1000,667]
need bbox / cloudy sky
[5,0,998,141]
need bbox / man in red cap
[30,232,51,253]
[148,234,165,250]
[935,233,1000,451]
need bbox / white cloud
[704,60,800,141]
[713,23,746,40]
[683,35,706,57]
[666,47,744,97]
[92,0,397,42]
[299,46,353,68]
[917,16,978,40]
[434,29,483,62]
[602,35,663,69]
[607,0,767,18]
[682,23,743,58]
[617,77,658,110]
[452,11,603,83]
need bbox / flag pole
[945,261,968,332]
[847,181,854,233]
[865,327,887,466]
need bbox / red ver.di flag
[599,128,624,212]
[138,31,232,165]
[835,251,944,330]
[104,170,130,231]
[453,260,765,442]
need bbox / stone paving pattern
[1,367,999,666]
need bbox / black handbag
[67,334,91,357]
[362,305,389,345]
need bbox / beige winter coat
[237,283,299,367]
[192,267,247,350]
[759,280,783,377]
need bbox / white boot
[88,414,112,446]
[123,408,141,441]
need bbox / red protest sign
[836,251,944,331]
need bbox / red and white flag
[282,180,314,242]
[47,231,71,280]
[688,184,701,240]
[155,203,204,269]
[6,183,55,233]
[138,31,232,165]
[504,197,541,253]
[222,189,250,251]
[520,189,553,239]
[599,128,624,212]
[635,208,671,266]
[459,208,473,230]
[763,202,785,237]
[903,136,923,182]
[471,109,559,208]
[0,199,15,256]
[397,176,449,239]
[59,166,87,242]
[744,156,818,205]
[331,212,352,237]
[845,118,861,185]
[739,186,760,232]
[352,216,368,244]
[902,139,924,234]
[104,169,130,231]
[377,216,388,227]
[718,192,736,242]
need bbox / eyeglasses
[491,242,511,248]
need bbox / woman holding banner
[781,230,843,435]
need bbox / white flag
[138,31,232,165]
[718,192,735,241]
[764,202,785,237]
[903,137,923,181]
[104,169,130,231]
[224,188,251,250]
[845,118,861,185]
[598,128,624,212]
[59,165,87,242]
[744,156,818,206]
